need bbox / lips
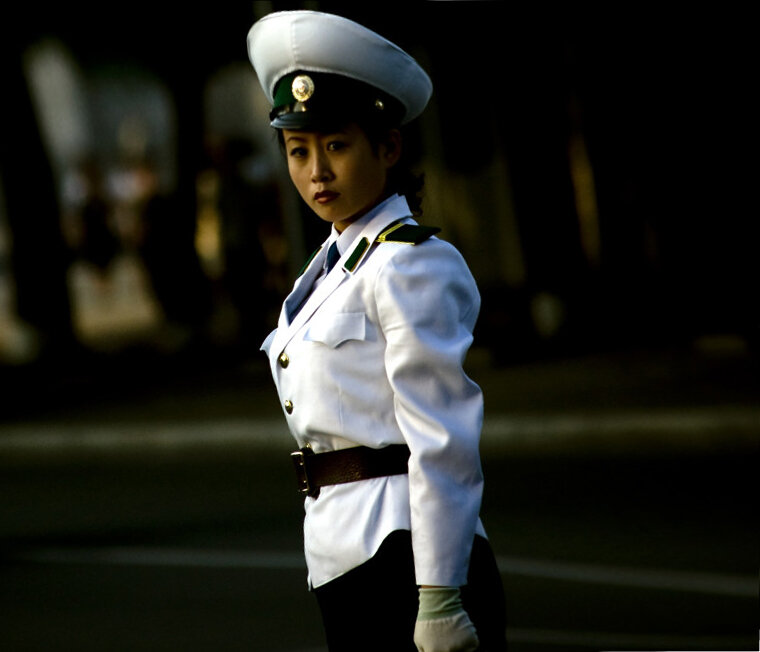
[314,190,339,204]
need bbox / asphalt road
[1,446,756,651]
[0,348,757,651]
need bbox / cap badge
[292,75,315,103]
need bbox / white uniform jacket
[261,195,486,589]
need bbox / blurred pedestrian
[76,161,120,274]
[211,138,279,346]
[137,174,214,347]
[248,10,506,651]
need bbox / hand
[414,610,479,652]
[414,586,479,652]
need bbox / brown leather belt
[291,444,410,498]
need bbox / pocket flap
[305,312,367,348]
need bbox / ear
[381,129,402,169]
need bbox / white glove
[413,586,479,652]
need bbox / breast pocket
[304,311,369,348]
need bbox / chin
[313,207,349,225]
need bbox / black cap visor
[270,105,350,131]
[269,72,403,131]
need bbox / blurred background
[1,2,757,651]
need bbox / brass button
[284,400,293,414]
[291,74,315,102]
[278,352,290,368]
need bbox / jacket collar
[271,194,413,354]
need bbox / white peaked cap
[247,10,433,125]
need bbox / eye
[288,146,307,158]
[326,139,347,152]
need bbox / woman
[248,10,507,652]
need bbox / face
[282,123,400,232]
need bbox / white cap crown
[247,10,432,126]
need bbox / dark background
[1,2,754,374]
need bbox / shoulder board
[297,245,322,277]
[376,221,441,245]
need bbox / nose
[311,150,334,183]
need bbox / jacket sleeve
[374,239,484,587]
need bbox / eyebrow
[284,129,349,143]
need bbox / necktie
[325,241,340,274]
[286,241,340,323]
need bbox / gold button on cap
[278,352,290,368]
[284,400,293,414]
[291,74,315,102]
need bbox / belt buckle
[291,447,320,498]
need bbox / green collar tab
[344,237,369,272]
[297,245,322,277]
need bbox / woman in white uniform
[248,10,507,652]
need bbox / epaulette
[342,220,441,273]
[376,220,441,245]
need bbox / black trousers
[313,530,507,651]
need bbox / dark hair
[275,119,426,216]
[364,120,425,217]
